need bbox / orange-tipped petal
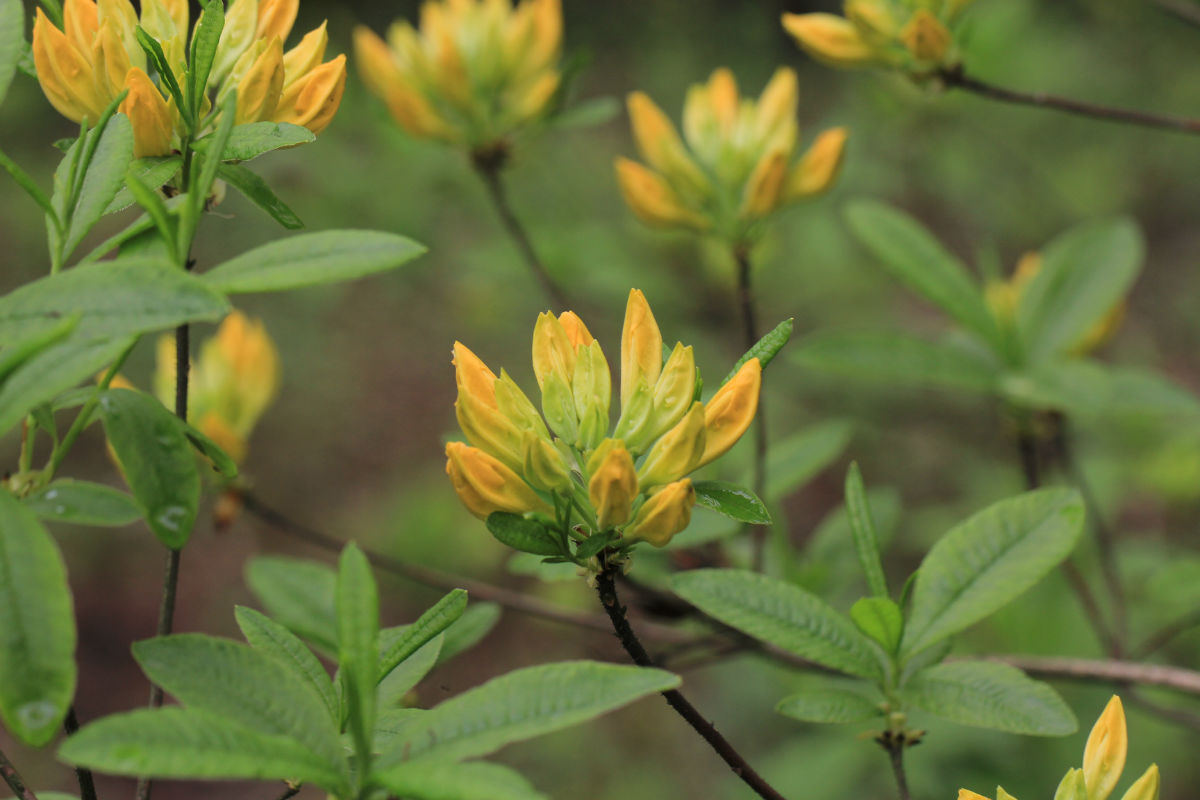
[282,22,329,89]
[697,358,761,469]
[257,0,299,44]
[236,37,285,124]
[273,53,347,134]
[627,478,695,547]
[614,157,710,231]
[1083,696,1128,800]
[120,67,174,157]
[588,443,637,529]
[445,441,549,519]
[782,12,878,68]
[785,126,848,199]
[620,288,664,410]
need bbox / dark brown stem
[939,65,1200,135]
[594,560,790,800]
[734,244,769,572]
[64,707,98,800]
[0,747,37,800]
[472,153,569,309]
[273,784,301,800]
[878,732,911,800]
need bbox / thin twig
[971,654,1200,695]
[939,66,1200,135]
[471,150,569,309]
[240,492,694,644]
[273,784,301,800]
[0,746,38,800]
[594,560,791,800]
[1151,0,1200,28]
[1125,689,1200,733]
[878,732,911,800]
[734,244,770,572]
[1136,609,1200,658]
[64,707,98,800]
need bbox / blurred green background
[2,0,1199,798]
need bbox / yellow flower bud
[785,126,849,200]
[120,67,174,157]
[612,378,653,454]
[93,20,132,99]
[540,370,578,444]
[740,148,789,219]
[900,9,952,64]
[445,441,550,519]
[588,443,637,529]
[140,0,189,76]
[705,68,739,136]
[495,369,550,440]
[532,311,576,391]
[282,22,329,90]
[97,0,143,71]
[997,789,1018,800]
[508,71,560,123]
[781,12,878,68]
[453,342,525,472]
[1083,696,1127,800]
[1055,768,1087,800]
[572,341,612,450]
[956,792,993,800]
[33,7,108,123]
[198,411,246,465]
[753,67,798,144]
[522,430,572,493]
[256,0,298,43]
[845,0,900,45]
[524,0,561,76]
[627,478,695,547]
[620,288,663,410]
[613,157,711,232]
[236,37,285,124]
[557,311,594,348]
[354,26,454,141]
[210,0,259,87]
[640,342,694,447]
[637,402,706,488]
[696,358,761,470]
[1117,765,1159,800]
[627,91,708,197]
[273,53,347,134]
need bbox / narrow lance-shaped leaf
[203,230,427,294]
[378,589,467,682]
[198,121,315,161]
[722,317,793,385]
[900,488,1085,657]
[104,156,182,215]
[765,420,853,501]
[776,686,884,725]
[234,606,338,723]
[845,463,888,598]
[23,480,142,527]
[99,388,200,549]
[438,602,501,663]
[902,661,1077,736]
[849,597,903,654]
[793,330,1000,393]
[0,492,76,746]
[186,0,224,120]
[337,544,380,766]
[671,569,886,680]
[245,556,337,654]
[0,0,23,106]
[372,761,549,800]
[0,315,78,384]
[218,163,303,229]
[135,27,186,122]
[844,201,1000,347]
[486,513,562,556]
[375,661,680,766]
[62,114,134,262]
[692,481,771,524]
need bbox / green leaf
[793,330,1000,393]
[0,336,132,437]
[378,636,442,708]
[0,0,23,107]
[376,661,679,766]
[203,230,427,294]
[378,590,467,682]
[844,201,999,346]
[438,602,500,663]
[122,169,177,256]
[547,95,620,129]
[200,121,315,161]
[671,570,885,680]
[1017,218,1143,363]
[765,420,853,500]
[234,606,337,723]
[849,597,903,654]
[133,634,346,770]
[186,0,223,120]
[845,463,888,598]
[372,761,548,800]
[59,707,347,790]
[186,92,236,240]
[776,686,883,724]
[0,145,56,220]
[337,544,380,764]
[486,512,562,556]
[134,27,186,123]
[902,661,1077,736]
[98,388,200,549]
[722,318,793,385]
[24,480,142,527]
[900,488,1085,657]
[0,492,75,746]
[245,556,338,654]
[1004,361,1200,422]
[217,163,303,229]
[692,481,771,524]
[181,421,238,479]
[0,257,229,344]
[104,156,182,215]
[62,115,134,262]
[76,195,187,265]
[572,531,614,561]
[0,315,79,384]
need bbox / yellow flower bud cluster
[353,0,562,150]
[959,696,1161,800]
[782,0,973,75]
[615,67,848,242]
[984,252,1125,356]
[33,0,347,158]
[153,310,280,464]
[446,289,761,548]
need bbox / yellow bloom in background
[783,0,972,76]
[354,0,563,152]
[154,310,281,464]
[32,0,347,157]
[957,696,1161,800]
[984,251,1125,356]
[615,67,848,243]
[445,288,761,548]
